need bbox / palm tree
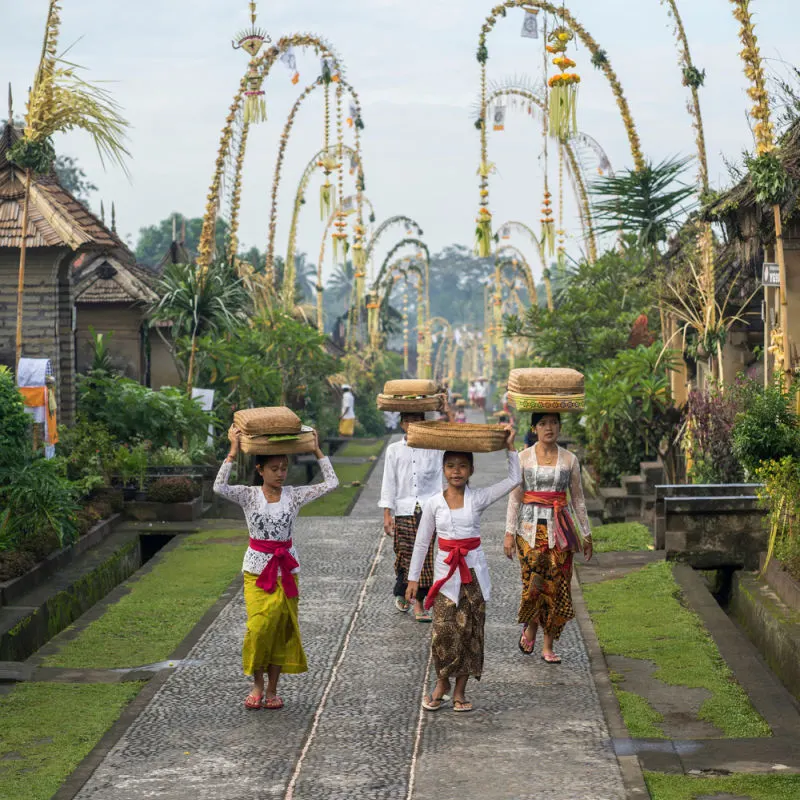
[149,259,248,395]
[326,260,356,307]
[590,156,696,256]
[293,252,317,301]
[7,0,129,368]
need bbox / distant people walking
[214,426,339,709]
[475,380,488,412]
[339,384,356,437]
[505,413,593,664]
[379,412,443,621]
[407,427,520,712]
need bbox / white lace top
[505,446,592,549]
[213,458,339,575]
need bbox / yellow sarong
[339,418,355,437]
[242,572,307,676]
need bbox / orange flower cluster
[548,73,581,87]
[553,56,576,71]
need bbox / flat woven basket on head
[383,379,438,397]
[233,406,302,437]
[238,426,316,456]
[507,367,584,396]
[455,399,466,408]
[377,394,444,413]
[451,393,463,400]
[507,391,584,413]
[407,421,508,453]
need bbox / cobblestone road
[75,433,626,800]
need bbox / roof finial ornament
[180,217,186,244]
[111,201,116,233]
[172,213,177,241]
[100,199,105,223]
[7,83,12,125]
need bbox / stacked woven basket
[407,421,509,453]
[232,407,315,455]
[376,379,444,413]
[506,368,585,413]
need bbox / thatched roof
[0,120,127,252]
[705,119,800,258]
[73,254,158,305]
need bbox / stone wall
[0,247,75,423]
[76,304,145,381]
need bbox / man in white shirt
[379,412,443,620]
[339,384,356,437]
[476,380,488,412]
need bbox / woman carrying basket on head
[504,412,593,664]
[214,425,339,710]
[406,425,521,712]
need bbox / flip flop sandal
[263,696,284,710]
[422,694,448,711]
[395,597,411,612]
[518,625,536,655]
[541,653,562,664]
[244,692,263,710]
[453,700,473,713]
[415,610,433,623]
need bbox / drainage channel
[0,530,180,667]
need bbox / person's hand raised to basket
[502,423,516,451]
[311,429,325,460]
[226,426,241,462]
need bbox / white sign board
[762,262,780,287]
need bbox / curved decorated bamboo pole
[484,85,600,261]
[372,239,431,294]
[316,194,376,331]
[198,34,345,271]
[428,316,453,381]
[494,240,537,305]
[364,216,424,266]
[278,142,359,308]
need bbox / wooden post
[773,204,792,388]
[15,169,32,369]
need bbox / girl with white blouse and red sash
[214,426,339,710]
[406,427,521,712]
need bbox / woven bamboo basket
[455,399,466,408]
[382,379,439,396]
[507,392,585,413]
[233,406,302,437]
[507,368,585,413]
[238,426,316,456]
[377,394,444,413]
[407,421,508,453]
[451,393,463,400]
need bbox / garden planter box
[124,495,203,523]
[0,514,121,608]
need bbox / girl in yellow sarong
[214,427,338,709]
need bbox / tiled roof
[0,121,129,253]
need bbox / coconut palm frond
[27,57,130,173]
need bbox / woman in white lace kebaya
[214,426,338,710]
[504,413,593,664]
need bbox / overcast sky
[1,0,796,282]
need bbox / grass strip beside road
[0,682,144,800]
[646,772,800,799]
[336,439,385,458]
[613,687,666,739]
[583,561,770,738]
[299,461,372,517]
[591,522,652,553]
[43,532,243,670]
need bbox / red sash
[248,538,299,598]
[522,491,582,552]
[424,536,481,610]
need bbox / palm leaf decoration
[9,0,130,368]
[590,156,695,251]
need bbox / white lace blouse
[213,458,339,575]
[505,446,592,550]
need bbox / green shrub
[112,444,149,490]
[756,456,800,581]
[0,368,29,468]
[77,370,213,449]
[146,477,199,504]
[56,418,117,484]
[0,459,79,554]
[151,447,192,467]
[732,384,800,478]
